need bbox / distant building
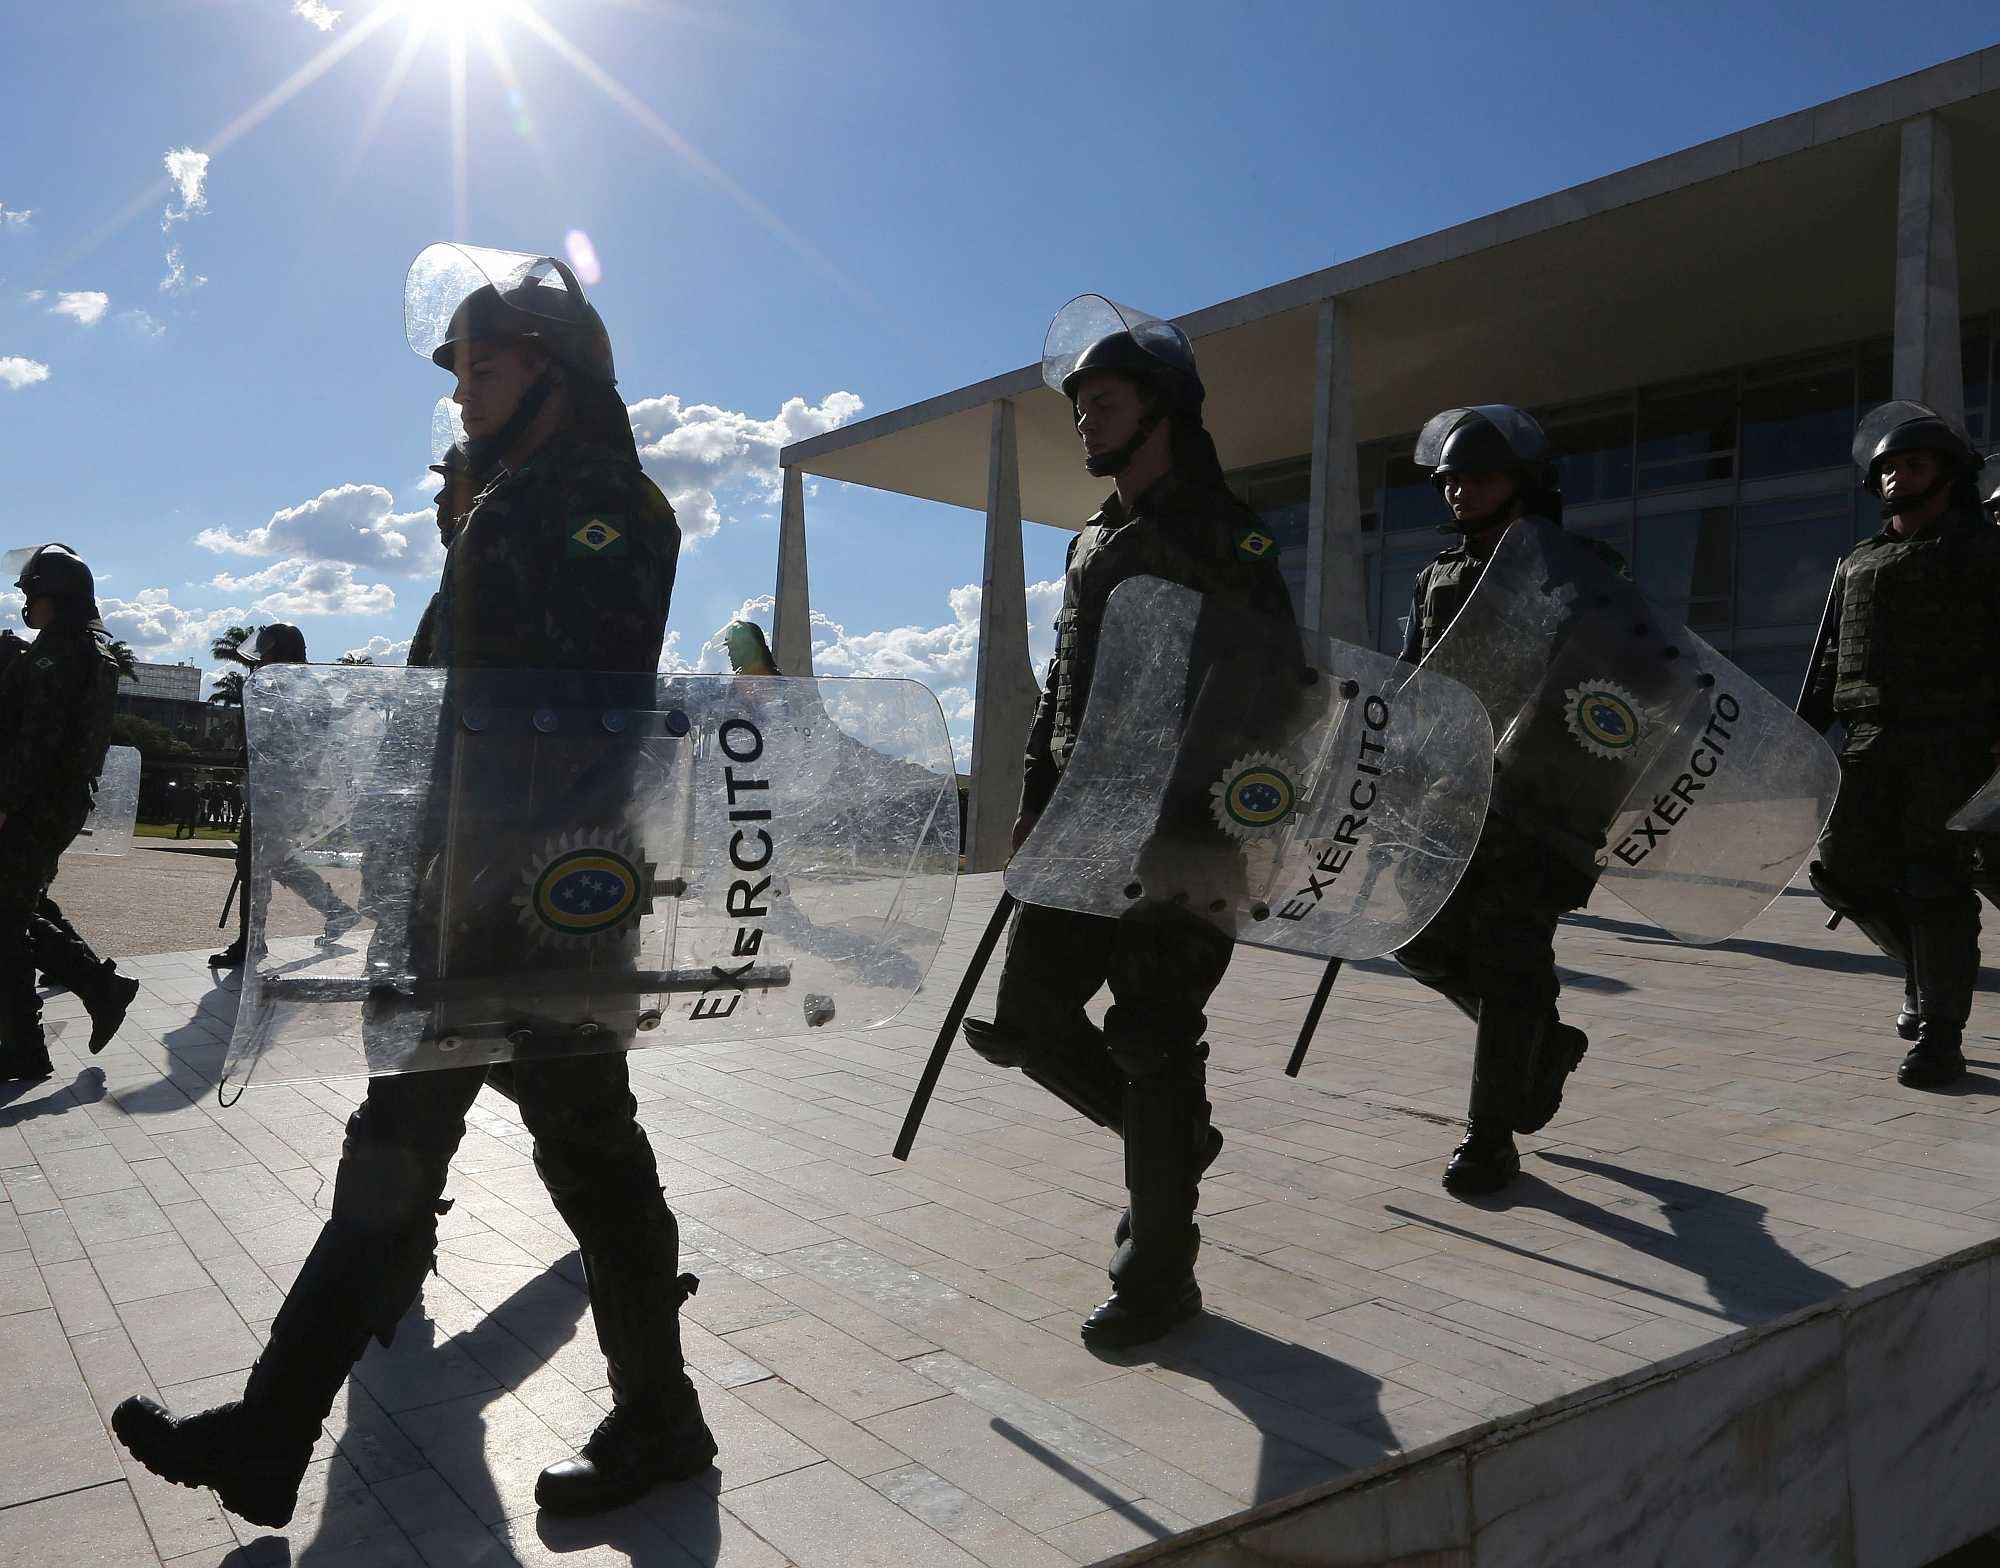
[118,662,202,703]
[779,47,2000,870]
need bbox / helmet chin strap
[1878,466,1955,522]
[464,368,556,471]
[1084,403,1168,479]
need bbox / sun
[396,0,510,37]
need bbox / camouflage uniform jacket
[0,622,120,831]
[1400,523,1628,664]
[1801,506,2000,750]
[424,430,680,673]
[1020,473,1295,818]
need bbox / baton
[218,867,242,929]
[893,890,1015,1162]
[1286,956,1342,1077]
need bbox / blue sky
[3,1,1996,758]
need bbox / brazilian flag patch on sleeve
[567,515,627,557]
[1234,526,1277,563]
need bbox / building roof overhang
[781,48,2000,530]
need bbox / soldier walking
[962,297,1297,1348]
[115,244,710,1524]
[1803,401,2000,1089]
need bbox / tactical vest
[1413,550,1486,659]
[1048,480,1280,773]
[1833,510,2000,724]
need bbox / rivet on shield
[1251,904,1271,922]
[1208,899,1227,914]
[460,706,490,733]
[601,710,629,734]
[1340,679,1360,699]
[438,1034,463,1052]
[575,1021,602,1039]
[1663,646,1681,660]
[665,709,691,738]
[507,1027,534,1047]
[636,1011,662,1032]
[533,708,559,734]
[1124,881,1142,899]
[1697,673,1716,689]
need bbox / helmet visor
[1414,405,1551,471]
[404,242,586,362]
[1851,399,1966,471]
[2,546,39,584]
[1041,294,1195,395]
[430,396,467,468]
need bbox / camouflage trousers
[1,807,85,1052]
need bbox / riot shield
[1422,517,1840,943]
[1948,765,2000,834]
[68,746,140,857]
[222,666,958,1085]
[1004,577,1493,960]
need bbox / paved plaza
[1,869,1997,1566]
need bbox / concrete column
[1893,113,1964,430]
[772,464,814,676]
[964,398,1039,873]
[1306,297,1370,646]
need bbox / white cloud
[207,558,398,618]
[0,356,51,391]
[99,588,249,660]
[50,290,109,327]
[161,149,210,228]
[343,634,409,665]
[291,0,341,29]
[625,390,862,545]
[160,245,205,295]
[21,289,44,302]
[118,309,166,339]
[0,203,30,229]
[195,481,433,572]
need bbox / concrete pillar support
[964,398,1039,873]
[1893,113,1964,431]
[772,465,814,676]
[1306,297,1369,647]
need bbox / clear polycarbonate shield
[404,243,584,362]
[1005,577,1493,960]
[1,546,37,582]
[1980,452,2000,508]
[1041,294,1197,395]
[430,396,466,467]
[1412,405,1551,470]
[1948,765,2000,834]
[222,666,958,1085]
[69,746,141,857]
[1423,518,1839,942]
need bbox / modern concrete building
[778,48,2000,870]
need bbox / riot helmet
[405,243,627,468]
[1415,405,1563,530]
[8,542,100,627]
[1042,295,1222,486]
[1852,400,1978,516]
[252,623,307,665]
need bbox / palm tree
[208,670,247,707]
[106,639,138,681]
[335,653,373,666]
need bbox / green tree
[211,626,256,668]
[106,639,139,681]
[110,712,190,758]
[335,653,373,666]
[209,670,247,707]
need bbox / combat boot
[1902,898,1978,1091]
[537,1206,715,1514]
[1898,1025,1966,1089]
[208,938,247,969]
[110,1399,314,1529]
[963,1015,1125,1131]
[30,912,139,1054]
[1443,1120,1521,1196]
[1514,1014,1588,1135]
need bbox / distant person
[1803,403,2000,1089]
[0,545,122,1080]
[173,786,200,839]
[209,624,357,969]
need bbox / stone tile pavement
[0,871,1995,1566]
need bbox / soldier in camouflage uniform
[964,301,1297,1349]
[116,245,709,1526]
[0,545,123,1080]
[1803,401,2000,1089]
[407,440,482,668]
[1394,407,1619,1196]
